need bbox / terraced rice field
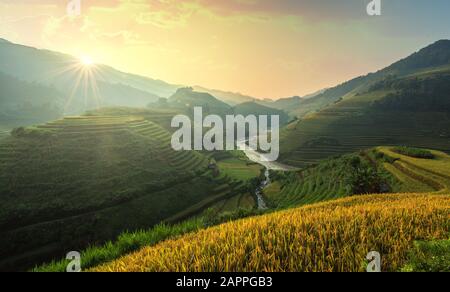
[0,115,246,271]
[264,147,450,210]
[377,147,450,193]
[280,89,450,167]
[204,192,256,217]
[93,193,450,272]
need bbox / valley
[1,38,450,272]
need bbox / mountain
[255,88,327,115]
[0,40,180,115]
[165,87,233,116]
[287,40,450,118]
[0,39,263,119]
[193,86,256,106]
[280,40,450,167]
[257,96,302,113]
[233,101,290,125]
[302,88,328,99]
[152,88,291,125]
[0,71,63,128]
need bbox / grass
[34,206,266,272]
[92,193,450,272]
[217,158,263,182]
[33,218,205,272]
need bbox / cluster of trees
[346,156,388,195]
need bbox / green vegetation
[4,39,450,273]
[0,113,250,271]
[32,146,450,272]
[92,194,450,272]
[264,150,396,209]
[151,88,290,126]
[161,87,232,116]
[33,218,205,272]
[202,193,257,219]
[378,147,450,193]
[232,101,290,125]
[0,71,63,128]
[267,147,450,209]
[35,206,268,272]
[279,41,450,167]
[217,158,263,182]
[402,239,450,272]
[392,146,435,159]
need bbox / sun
[80,56,94,66]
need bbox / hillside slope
[233,102,290,125]
[0,72,63,128]
[0,112,249,271]
[280,41,450,167]
[93,193,450,272]
[192,86,256,106]
[0,38,259,114]
[167,87,232,116]
[286,40,450,118]
[266,147,450,208]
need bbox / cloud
[196,0,369,20]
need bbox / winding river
[236,138,296,209]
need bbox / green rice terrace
[279,68,450,167]
[0,113,261,271]
[34,145,450,272]
[265,146,450,209]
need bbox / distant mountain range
[192,86,256,106]
[0,38,290,128]
[154,87,290,125]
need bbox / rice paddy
[92,193,450,272]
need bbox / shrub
[402,238,450,272]
[393,146,435,159]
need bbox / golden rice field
[92,193,450,272]
[378,147,450,193]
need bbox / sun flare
[80,56,94,66]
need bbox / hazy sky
[1,0,449,98]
